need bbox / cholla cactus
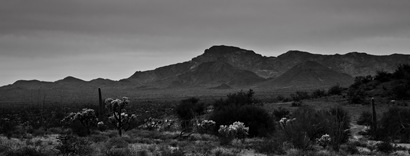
[62,108,97,135]
[279,117,296,129]
[139,118,175,131]
[218,121,249,145]
[105,97,136,136]
[231,121,249,141]
[316,134,331,148]
[97,121,107,131]
[197,120,216,134]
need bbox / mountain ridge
[1,45,409,103]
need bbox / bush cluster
[210,90,275,137]
[378,107,410,142]
[279,106,351,151]
[175,97,206,131]
[217,121,249,145]
[311,89,327,98]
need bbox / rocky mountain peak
[204,45,256,55]
[56,76,85,83]
[277,50,314,58]
[192,45,263,63]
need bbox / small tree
[325,107,351,151]
[62,108,97,135]
[175,97,206,136]
[105,97,136,136]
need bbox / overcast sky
[1,0,410,86]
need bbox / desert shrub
[62,121,89,137]
[280,107,320,150]
[347,87,366,104]
[105,137,129,149]
[196,120,216,134]
[3,147,46,156]
[210,90,274,137]
[328,84,343,95]
[273,107,290,121]
[136,150,148,156]
[97,121,108,132]
[213,89,261,111]
[324,107,351,151]
[55,134,93,156]
[175,97,206,132]
[212,147,238,156]
[291,101,302,107]
[316,134,331,148]
[378,107,410,142]
[225,89,260,106]
[274,95,286,102]
[311,89,326,98]
[211,105,275,137]
[357,111,372,126]
[48,127,64,134]
[254,136,285,154]
[340,143,359,155]
[393,64,410,79]
[290,91,311,101]
[139,118,175,131]
[279,106,350,151]
[296,91,310,100]
[0,143,9,154]
[159,145,185,156]
[175,97,205,121]
[61,108,98,136]
[290,94,300,102]
[237,106,275,137]
[376,141,394,154]
[294,107,328,140]
[217,121,249,145]
[32,127,47,137]
[88,134,109,143]
[105,147,132,156]
[375,70,392,83]
[0,118,17,138]
[351,76,373,88]
[392,84,410,100]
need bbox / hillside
[256,61,354,89]
[174,61,265,87]
[347,64,410,104]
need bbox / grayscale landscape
[1,0,410,156]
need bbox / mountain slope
[257,61,354,89]
[172,61,265,87]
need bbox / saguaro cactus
[98,88,104,120]
[105,97,136,136]
[371,97,377,136]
